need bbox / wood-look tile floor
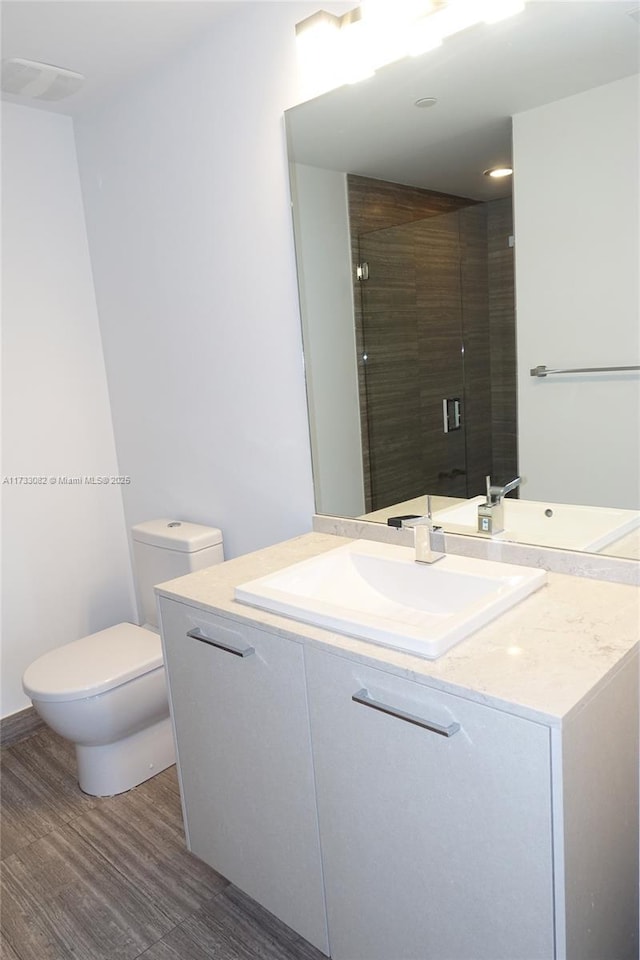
[0,728,328,960]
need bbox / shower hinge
[356,262,369,281]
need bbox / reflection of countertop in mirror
[600,527,640,560]
[156,532,638,726]
[361,496,463,523]
[363,494,640,559]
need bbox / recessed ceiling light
[414,97,438,108]
[484,166,513,178]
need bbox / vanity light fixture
[295,1,527,99]
[295,10,345,98]
[484,166,513,178]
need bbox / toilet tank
[131,519,224,628]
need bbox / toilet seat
[22,623,163,703]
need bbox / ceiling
[0,1,240,116]
[286,1,640,200]
[2,1,638,197]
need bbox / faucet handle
[486,475,521,503]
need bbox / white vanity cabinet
[304,645,555,960]
[158,598,329,954]
[304,643,638,960]
[159,570,638,960]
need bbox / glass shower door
[358,205,492,512]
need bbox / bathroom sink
[234,539,546,660]
[433,497,640,552]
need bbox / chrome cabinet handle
[187,627,255,658]
[352,688,460,738]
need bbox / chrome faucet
[402,496,445,564]
[478,475,521,534]
[488,475,521,503]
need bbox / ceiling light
[295,10,343,98]
[414,97,438,108]
[338,14,376,84]
[484,166,513,178]
[295,1,527,98]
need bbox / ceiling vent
[1,58,84,101]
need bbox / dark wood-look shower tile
[348,174,474,235]
[359,226,415,284]
[69,782,229,925]
[1,826,175,960]
[459,206,490,339]
[364,375,422,496]
[348,175,477,511]
[139,885,328,960]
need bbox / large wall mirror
[286,0,640,559]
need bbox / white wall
[1,103,136,718]
[514,75,640,508]
[74,2,323,560]
[290,163,364,516]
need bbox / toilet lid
[22,623,164,703]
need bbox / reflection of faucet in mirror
[402,496,445,564]
[478,476,521,535]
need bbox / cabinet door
[305,646,554,960]
[159,599,329,955]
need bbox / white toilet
[22,519,224,797]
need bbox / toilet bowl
[22,519,224,796]
[23,622,174,796]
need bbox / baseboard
[1,706,45,747]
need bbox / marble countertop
[156,532,639,726]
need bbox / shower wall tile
[348,175,473,235]
[347,176,515,512]
[348,175,475,510]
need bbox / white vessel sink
[433,497,640,552]
[234,539,546,660]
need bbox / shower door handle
[442,398,462,433]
